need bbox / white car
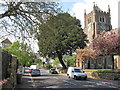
[67,67,87,80]
[31,69,41,76]
[24,68,30,73]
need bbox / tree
[3,41,34,66]
[36,13,87,69]
[0,1,61,41]
[52,57,60,68]
[63,55,76,67]
[92,28,120,69]
[76,48,97,60]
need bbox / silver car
[31,69,41,76]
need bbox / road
[15,69,119,89]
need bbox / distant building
[1,38,12,48]
[84,2,112,45]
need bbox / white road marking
[54,77,59,79]
[53,77,77,86]
[63,80,77,85]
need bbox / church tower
[84,2,112,45]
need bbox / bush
[45,64,53,69]
[91,69,120,80]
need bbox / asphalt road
[15,69,119,89]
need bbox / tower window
[99,16,105,22]
[88,17,91,24]
[103,18,104,22]
[100,17,102,22]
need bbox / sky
[59,0,119,29]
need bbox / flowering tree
[92,28,120,69]
[76,48,97,61]
[76,28,120,69]
[93,28,120,55]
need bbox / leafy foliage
[52,57,60,68]
[76,48,97,61]
[93,29,120,55]
[63,55,76,67]
[36,13,87,69]
[3,41,34,66]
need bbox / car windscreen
[74,69,82,73]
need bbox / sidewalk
[15,73,34,89]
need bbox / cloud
[70,0,119,29]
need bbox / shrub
[91,69,120,80]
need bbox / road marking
[54,77,59,79]
[63,80,77,85]
[54,77,77,86]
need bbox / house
[1,38,12,48]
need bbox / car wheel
[68,76,70,78]
[74,76,77,80]
[84,77,87,80]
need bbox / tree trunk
[104,56,107,69]
[94,59,97,69]
[112,55,114,69]
[57,52,67,69]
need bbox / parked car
[29,69,33,73]
[31,69,41,76]
[49,68,58,74]
[67,67,87,80]
[24,67,30,73]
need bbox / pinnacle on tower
[108,5,110,13]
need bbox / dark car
[31,69,41,76]
[49,68,58,74]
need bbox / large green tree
[3,41,34,66]
[36,13,87,69]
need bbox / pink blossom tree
[92,28,120,69]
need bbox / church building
[84,2,112,45]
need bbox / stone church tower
[84,2,112,45]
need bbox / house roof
[1,38,12,44]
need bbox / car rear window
[74,69,82,72]
[33,69,40,71]
[51,69,55,70]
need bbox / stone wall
[86,71,120,80]
[1,52,18,89]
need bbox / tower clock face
[100,24,106,30]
